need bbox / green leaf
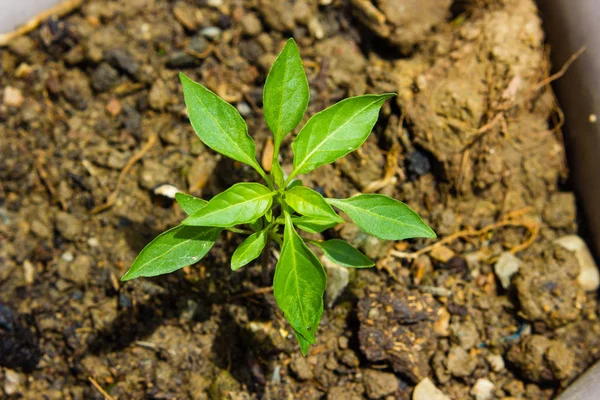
[249,218,263,232]
[290,94,395,177]
[121,225,221,281]
[294,328,311,356]
[265,208,273,223]
[175,192,207,215]
[276,214,341,233]
[263,38,309,147]
[287,179,303,189]
[327,194,436,240]
[285,186,344,223]
[292,216,341,234]
[312,239,374,268]
[274,213,326,344]
[231,230,268,271]
[182,183,275,228]
[180,73,263,173]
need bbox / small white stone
[486,353,505,372]
[201,26,221,41]
[470,378,495,400]
[236,102,252,117]
[61,252,74,262]
[4,369,23,396]
[87,237,99,247]
[413,378,450,400]
[3,86,24,108]
[555,235,599,292]
[322,256,349,308]
[23,260,35,285]
[494,252,521,289]
[206,0,223,7]
[153,184,179,199]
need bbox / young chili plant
[122,38,436,355]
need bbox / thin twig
[363,141,401,193]
[184,44,215,60]
[91,134,158,214]
[89,377,115,400]
[34,150,67,211]
[0,0,83,46]
[230,286,273,299]
[531,46,586,91]
[392,207,539,261]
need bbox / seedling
[122,38,436,354]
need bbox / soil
[1,0,599,399]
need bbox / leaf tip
[285,37,298,47]
[120,270,135,282]
[178,71,190,83]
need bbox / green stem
[255,165,274,190]
[269,231,283,246]
[283,171,296,188]
[227,227,253,235]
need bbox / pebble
[494,252,521,289]
[3,86,24,108]
[430,246,455,263]
[91,63,119,93]
[471,378,495,400]
[58,254,93,285]
[270,365,281,385]
[3,369,23,396]
[290,357,313,380]
[554,235,599,292]
[363,369,399,399]
[206,0,223,6]
[339,349,359,368]
[322,256,350,308]
[308,17,325,40]
[173,1,199,31]
[149,79,170,110]
[8,36,35,57]
[236,102,252,117]
[452,320,480,350]
[105,48,139,78]
[61,252,74,262]
[241,13,262,36]
[154,184,179,199]
[30,219,52,239]
[166,52,197,69]
[201,26,222,41]
[433,307,450,337]
[486,353,505,372]
[413,378,450,400]
[87,237,99,247]
[55,212,83,241]
[167,35,208,68]
[23,260,35,285]
[140,160,171,190]
[338,336,349,349]
[105,98,122,116]
[406,150,431,179]
[447,346,477,377]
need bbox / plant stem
[227,227,253,235]
[283,173,294,188]
[260,238,272,285]
[255,165,274,190]
[269,232,283,246]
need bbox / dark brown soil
[1,0,599,399]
